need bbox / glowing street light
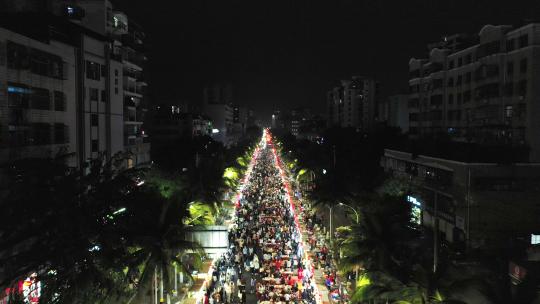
[338,202,359,224]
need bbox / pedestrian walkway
[188,130,325,304]
[181,130,345,304]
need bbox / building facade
[0,0,150,169]
[409,23,540,161]
[0,27,77,166]
[67,0,150,168]
[381,149,540,248]
[203,84,234,145]
[327,76,379,130]
[151,106,213,144]
[379,94,409,133]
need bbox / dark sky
[114,0,540,120]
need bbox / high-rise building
[202,84,234,146]
[379,94,409,133]
[327,76,379,130]
[66,0,150,168]
[0,26,77,166]
[408,23,540,161]
[0,0,150,169]
[0,14,125,170]
[289,107,311,137]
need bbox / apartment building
[327,76,379,130]
[1,0,150,169]
[409,23,540,161]
[381,149,540,248]
[379,94,409,133]
[0,13,125,170]
[65,0,150,168]
[203,84,234,146]
[0,27,77,166]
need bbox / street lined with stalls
[193,130,342,304]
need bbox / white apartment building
[409,23,540,161]
[0,27,77,166]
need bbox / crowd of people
[300,208,341,302]
[201,139,320,304]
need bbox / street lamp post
[338,202,359,224]
[327,205,333,243]
[337,202,360,289]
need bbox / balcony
[8,108,30,125]
[123,84,144,97]
[122,49,146,70]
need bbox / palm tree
[117,187,203,303]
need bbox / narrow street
[200,131,327,304]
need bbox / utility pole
[332,145,336,169]
[433,191,438,274]
[174,266,177,296]
[467,168,471,249]
[160,266,164,303]
[154,267,158,304]
[328,205,334,243]
[423,185,442,274]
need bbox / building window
[506,39,515,51]
[0,41,6,66]
[7,41,30,69]
[456,75,462,86]
[448,94,454,104]
[520,58,528,73]
[54,91,66,111]
[505,105,513,118]
[507,61,514,75]
[518,80,527,97]
[91,139,99,152]
[101,90,107,103]
[31,87,51,110]
[31,122,51,145]
[114,78,118,85]
[463,91,471,103]
[115,87,119,95]
[457,93,462,104]
[89,88,99,101]
[458,57,463,67]
[448,60,454,69]
[7,82,31,108]
[101,64,107,77]
[519,34,529,48]
[54,123,68,144]
[447,77,454,87]
[86,60,100,80]
[504,82,514,96]
[114,69,119,76]
[465,72,471,84]
[91,114,99,126]
[465,54,472,64]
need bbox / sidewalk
[179,260,213,304]
[296,202,331,304]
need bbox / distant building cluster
[271,108,325,142]
[0,0,150,169]
[326,76,379,131]
[151,84,258,147]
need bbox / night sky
[114,0,540,121]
